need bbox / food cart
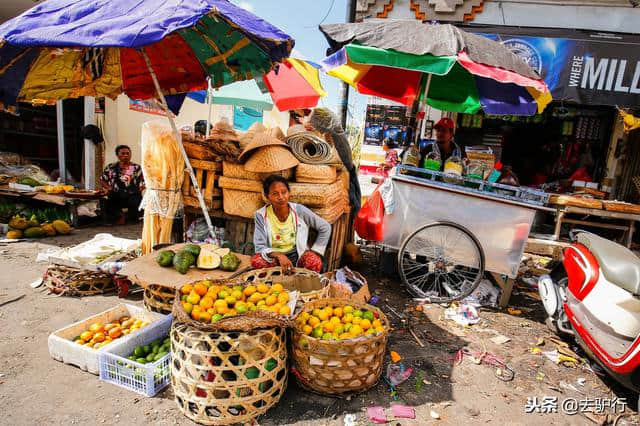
[382,164,552,304]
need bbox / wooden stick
[0,294,25,307]
[140,49,215,239]
[409,327,425,347]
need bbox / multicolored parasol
[0,0,293,110]
[320,21,551,116]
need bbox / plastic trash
[344,413,358,426]
[386,363,413,386]
[390,351,402,363]
[444,303,480,326]
[391,404,415,419]
[366,407,386,424]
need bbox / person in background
[377,138,398,176]
[420,117,465,170]
[289,108,311,127]
[252,175,331,273]
[100,145,145,225]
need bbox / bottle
[486,161,503,183]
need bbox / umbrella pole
[140,50,216,239]
[206,78,213,136]
[415,73,432,142]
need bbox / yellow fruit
[257,283,270,294]
[80,331,94,341]
[243,286,256,297]
[375,326,385,333]
[279,306,291,315]
[140,321,150,328]
[89,323,105,334]
[317,310,329,321]
[199,311,212,322]
[191,310,201,321]
[333,307,343,318]
[216,305,229,315]
[199,297,214,310]
[324,307,334,317]
[277,292,289,304]
[323,322,335,333]
[342,314,354,323]
[302,325,313,335]
[122,329,130,335]
[300,312,310,322]
[84,341,95,348]
[214,299,228,310]
[182,302,193,314]
[104,323,118,331]
[271,283,284,293]
[343,306,354,314]
[335,325,344,335]
[372,319,382,328]
[74,338,84,345]
[207,308,216,315]
[247,293,260,304]
[231,290,243,301]
[360,319,372,330]
[207,288,218,299]
[352,317,362,325]
[134,319,143,328]
[108,327,122,339]
[257,300,266,307]
[339,332,350,340]
[181,284,193,295]
[187,292,200,305]
[330,316,341,324]
[365,328,375,335]
[265,295,277,306]
[312,327,323,338]
[308,316,320,328]
[312,309,322,317]
[193,283,208,296]
[92,332,106,343]
[228,309,237,316]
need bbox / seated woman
[100,145,145,225]
[252,175,331,273]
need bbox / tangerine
[257,283,270,294]
[265,295,277,306]
[271,283,284,293]
[302,325,313,335]
[279,305,291,315]
[199,296,214,310]
[333,307,343,318]
[89,323,105,333]
[243,285,257,297]
[108,327,122,339]
[193,283,208,296]
[277,292,289,304]
[92,332,106,343]
[181,284,193,295]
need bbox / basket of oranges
[291,298,389,395]
[172,279,296,332]
[238,267,329,307]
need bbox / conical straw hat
[238,122,267,148]
[243,145,300,173]
[239,132,288,162]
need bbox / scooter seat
[576,232,640,295]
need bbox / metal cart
[383,165,551,303]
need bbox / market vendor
[377,138,399,176]
[100,145,145,225]
[420,117,465,170]
[252,175,331,273]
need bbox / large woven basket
[295,164,337,184]
[43,265,115,296]
[290,180,345,208]
[312,198,348,224]
[238,267,329,307]
[291,298,389,395]
[222,189,265,218]
[171,323,288,425]
[223,161,261,181]
[143,284,175,315]
[219,176,262,193]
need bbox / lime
[244,366,260,380]
[353,310,363,318]
[146,353,155,362]
[363,311,375,321]
[143,344,151,355]
[312,327,323,338]
[211,314,224,323]
[322,332,334,340]
[133,346,144,357]
[265,358,277,372]
[136,357,147,364]
[127,355,137,361]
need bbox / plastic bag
[355,189,385,241]
[378,178,395,214]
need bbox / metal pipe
[83,97,96,190]
[337,0,357,129]
[56,100,66,183]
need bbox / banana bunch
[620,110,640,133]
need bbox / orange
[278,305,291,315]
[247,293,261,304]
[181,284,193,295]
[257,283,270,294]
[372,319,382,329]
[352,317,362,325]
[199,311,212,322]
[92,332,106,343]
[339,332,350,340]
[206,288,218,299]
[324,307,334,317]
[360,319,372,330]
[187,292,201,305]
[375,326,385,333]
[342,313,354,323]
[216,305,229,315]
[256,300,266,308]
[104,323,119,331]
[302,324,313,335]
[199,297,214,310]
[317,310,329,321]
[231,290,244,301]
[330,316,341,324]
[191,310,202,321]
[193,283,208,296]
[333,307,343,318]
[265,295,277,306]
[350,325,363,336]
[308,317,320,328]
[271,283,284,293]
[108,327,122,339]
[80,331,94,341]
[207,308,215,315]
[277,292,289,304]
[323,322,335,333]
[243,286,257,297]
[227,309,238,316]
[89,323,104,333]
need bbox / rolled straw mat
[286,132,334,164]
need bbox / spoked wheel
[398,221,485,303]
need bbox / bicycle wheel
[397,221,485,303]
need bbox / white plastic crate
[48,304,168,374]
[99,314,173,397]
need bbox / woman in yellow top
[252,175,331,273]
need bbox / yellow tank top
[266,205,296,253]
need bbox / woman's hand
[273,253,294,274]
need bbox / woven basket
[295,164,337,184]
[291,298,389,395]
[312,198,347,224]
[244,146,299,173]
[43,265,115,296]
[238,267,329,307]
[222,189,265,218]
[183,141,220,161]
[143,284,175,315]
[223,161,262,181]
[290,180,345,208]
[219,176,262,193]
[172,282,293,333]
[171,323,288,425]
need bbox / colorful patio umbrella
[0,0,293,238]
[187,80,274,111]
[262,58,327,110]
[320,21,551,116]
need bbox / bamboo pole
[140,49,215,239]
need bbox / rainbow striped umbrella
[0,0,293,112]
[320,21,551,116]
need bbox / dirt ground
[0,224,639,426]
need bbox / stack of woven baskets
[218,123,349,222]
